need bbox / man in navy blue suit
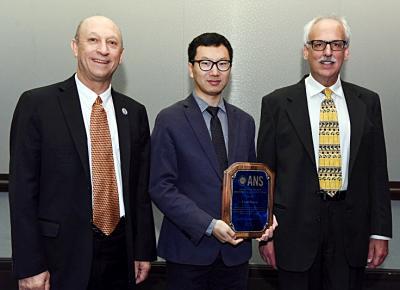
[149,33,274,290]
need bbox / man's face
[188,45,231,100]
[71,16,124,87]
[303,19,349,87]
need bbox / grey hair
[303,16,351,45]
[74,19,84,41]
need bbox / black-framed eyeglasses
[191,60,232,71]
[306,40,348,51]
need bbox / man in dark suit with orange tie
[257,16,392,290]
[9,16,156,290]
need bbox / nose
[209,63,220,75]
[323,43,333,56]
[97,40,109,55]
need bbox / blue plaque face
[231,170,269,232]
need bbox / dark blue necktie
[206,106,228,175]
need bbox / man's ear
[119,48,124,64]
[344,47,350,61]
[71,39,78,57]
[188,62,194,79]
[303,45,309,60]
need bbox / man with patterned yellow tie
[9,16,156,290]
[257,16,392,290]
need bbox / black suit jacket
[9,76,156,289]
[257,76,392,271]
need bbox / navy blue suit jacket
[149,94,256,266]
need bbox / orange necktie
[90,96,120,235]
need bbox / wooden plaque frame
[221,162,274,239]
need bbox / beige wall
[1,0,399,178]
[1,0,399,267]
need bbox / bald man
[9,16,156,290]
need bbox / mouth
[207,80,221,86]
[92,58,110,64]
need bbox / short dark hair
[188,32,233,63]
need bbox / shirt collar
[305,74,344,99]
[75,74,112,106]
[192,92,226,113]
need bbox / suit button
[315,217,321,223]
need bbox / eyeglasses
[306,40,348,51]
[191,60,232,71]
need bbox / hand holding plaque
[221,162,274,239]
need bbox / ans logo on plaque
[222,162,274,239]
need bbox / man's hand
[257,215,278,242]
[367,239,388,268]
[18,271,50,290]
[134,261,151,284]
[212,220,243,245]
[259,240,277,269]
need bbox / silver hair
[303,16,351,45]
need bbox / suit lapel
[112,90,131,198]
[57,76,90,179]
[285,80,316,166]
[342,81,366,179]
[183,95,222,180]
[226,102,238,166]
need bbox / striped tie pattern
[90,96,120,235]
[318,88,342,197]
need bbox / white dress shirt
[305,74,351,190]
[75,74,125,217]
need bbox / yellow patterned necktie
[318,88,342,197]
[90,96,120,235]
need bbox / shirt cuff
[205,219,217,236]
[370,235,391,240]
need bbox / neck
[311,73,339,88]
[194,90,221,107]
[76,72,111,95]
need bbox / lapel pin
[122,108,128,115]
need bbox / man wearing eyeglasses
[149,32,275,290]
[257,16,392,290]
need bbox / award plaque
[221,162,274,239]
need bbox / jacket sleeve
[368,93,392,238]
[132,105,157,261]
[257,95,277,171]
[9,91,48,278]
[149,113,213,245]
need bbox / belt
[317,190,347,201]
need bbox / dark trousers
[278,201,365,290]
[87,218,129,290]
[166,255,249,290]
